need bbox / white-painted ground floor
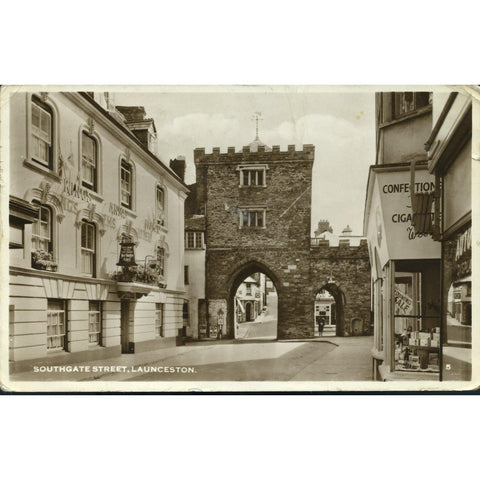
[9,268,186,373]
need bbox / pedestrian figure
[317,316,325,336]
[217,308,225,340]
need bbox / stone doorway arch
[227,260,282,339]
[314,282,346,337]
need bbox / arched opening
[313,282,345,337]
[227,261,281,340]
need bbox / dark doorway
[245,302,252,322]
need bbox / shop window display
[394,272,440,373]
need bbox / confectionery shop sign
[376,169,440,261]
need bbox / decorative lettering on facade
[382,182,435,194]
[144,218,163,234]
[104,215,117,229]
[455,227,471,261]
[453,227,472,280]
[381,178,435,242]
[391,212,435,224]
[108,202,128,218]
[63,178,92,202]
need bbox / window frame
[47,299,67,352]
[81,220,96,277]
[239,208,267,229]
[156,185,165,212]
[237,164,268,187]
[120,159,134,210]
[185,231,204,249]
[31,96,54,170]
[81,131,98,191]
[88,300,102,346]
[157,246,165,277]
[392,92,431,120]
[184,265,189,285]
[31,201,53,254]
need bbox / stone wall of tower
[194,144,315,338]
[192,143,372,339]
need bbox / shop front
[441,225,471,380]
[424,90,473,381]
[365,163,441,380]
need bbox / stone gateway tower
[193,143,315,339]
[189,140,371,340]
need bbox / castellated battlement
[310,238,369,255]
[194,144,315,163]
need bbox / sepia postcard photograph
[0,85,478,392]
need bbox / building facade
[183,214,206,339]
[424,88,474,381]
[364,91,442,380]
[7,90,189,372]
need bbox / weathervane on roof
[251,111,263,140]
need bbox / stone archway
[314,282,346,337]
[226,260,282,339]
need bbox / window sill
[80,273,96,279]
[120,206,138,219]
[239,226,267,230]
[239,185,267,188]
[86,191,104,203]
[23,158,61,182]
[47,349,68,356]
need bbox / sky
[114,88,376,235]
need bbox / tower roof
[247,136,272,152]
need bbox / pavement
[8,335,374,383]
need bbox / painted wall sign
[108,203,128,218]
[453,226,471,280]
[455,227,471,261]
[117,236,137,266]
[62,178,92,202]
[376,169,440,262]
[366,169,441,274]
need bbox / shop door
[121,300,130,353]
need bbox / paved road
[10,336,374,383]
[236,292,277,340]
[122,336,374,382]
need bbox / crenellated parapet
[194,144,315,164]
[310,238,369,259]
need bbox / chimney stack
[170,156,186,182]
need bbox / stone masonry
[189,144,371,339]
